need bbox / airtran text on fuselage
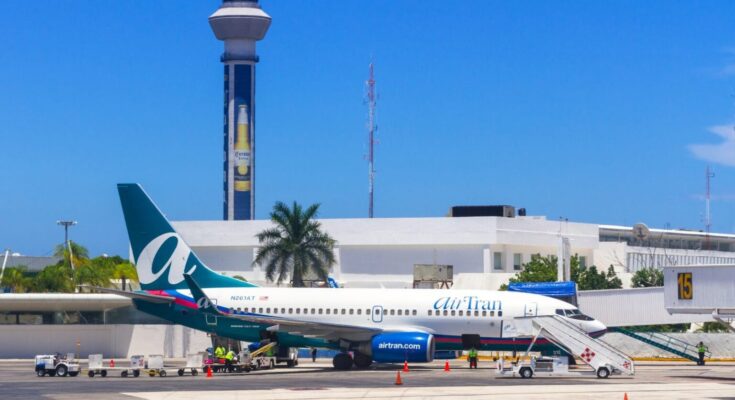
[433,296,502,311]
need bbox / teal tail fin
[117,183,256,290]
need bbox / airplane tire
[353,352,373,369]
[596,367,610,379]
[333,353,353,370]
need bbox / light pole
[56,220,77,245]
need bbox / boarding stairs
[611,327,710,362]
[529,315,635,376]
[250,342,277,358]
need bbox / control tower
[209,0,271,220]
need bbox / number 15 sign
[677,272,693,300]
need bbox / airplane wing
[183,274,380,342]
[80,286,175,304]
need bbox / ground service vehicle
[35,354,80,377]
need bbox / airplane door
[371,305,383,323]
[524,303,537,317]
[205,298,218,326]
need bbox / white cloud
[689,124,735,166]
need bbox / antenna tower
[705,165,715,248]
[366,62,377,218]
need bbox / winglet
[183,274,224,315]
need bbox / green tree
[32,264,74,293]
[254,201,336,287]
[111,262,138,291]
[696,321,730,333]
[501,254,622,290]
[1,266,32,293]
[54,241,90,268]
[631,267,664,288]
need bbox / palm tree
[54,241,89,268]
[254,201,336,287]
[1,266,31,293]
[111,262,138,291]
[32,264,74,293]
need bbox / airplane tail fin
[117,183,256,291]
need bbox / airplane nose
[590,319,607,335]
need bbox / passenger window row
[231,307,419,317]
[427,309,503,317]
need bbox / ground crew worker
[225,349,236,369]
[468,347,478,369]
[214,345,225,361]
[697,341,708,366]
[311,347,317,362]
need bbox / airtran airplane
[109,184,606,370]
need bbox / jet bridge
[511,315,634,377]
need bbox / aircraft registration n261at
[109,184,607,370]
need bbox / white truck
[34,353,81,377]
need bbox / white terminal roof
[600,224,735,240]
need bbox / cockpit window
[565,309,594,321]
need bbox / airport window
[513,253,522,271]
[482,311,487,317]
[334,308,338,314]
[397,310,403,316]
[310,308,315,314]
[266,308,271,313]
[375,309,381,315]
[428,310,433,316]
[458,310,463,316]
[258,308,263,313]
[281,308,285,314]
[237,307,241,312]
[366,309,371,315]
[443,310,448,316]
[412,310,417,316]
[296,308,301,314]
[498,311,503,317]
[349,309,354,315]
[474,310,479,317]
[357,309,362,315]
[272,308,278,314]
[326,309,330,315]
[451,310,456,316]
[318,308,323,314]
[490,311,494,317]
[288,308,293,314]
[493,252,503,270]
[405,309,409,316]
[390,309,395,316]
[341,309,346,315]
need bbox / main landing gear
[332,352,373,370]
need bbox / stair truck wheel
[596,367,610,379]
[159,370,167,377]
[100,370,107,378]
[133,369,140,377]
[121,370,128,378]
[177,369,184,376]
[519,367,533,379]
[87,370,95,378]
[192,368,198,376]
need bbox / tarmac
[1,359,734,399]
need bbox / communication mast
[705,165,715,248]
[366,63,377,218]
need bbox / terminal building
[170,205,735,290]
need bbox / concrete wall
[0,325,210,359]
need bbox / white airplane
[112,183,606,370]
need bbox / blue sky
[3,1,735,257]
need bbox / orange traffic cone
[444,361,451,372]
[206,366,213,378]
[403,361,409,372]
[395,371,403,385]
[110,359,115,368]
[623,394,628,400]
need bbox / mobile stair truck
[87,354,145,377]
[497,315,635,379]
